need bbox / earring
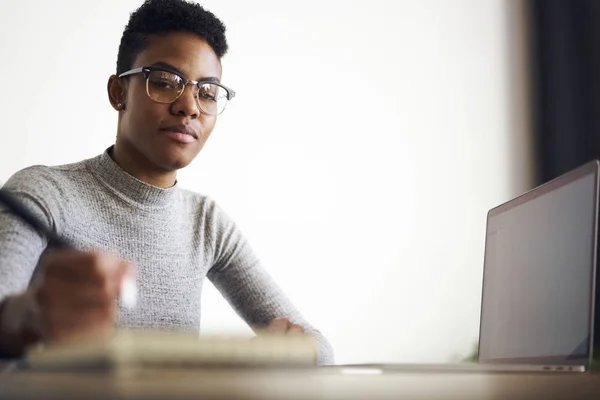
[117,102,123,109]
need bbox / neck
[111,140,177,189]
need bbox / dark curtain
[530,0,600,183]
[529,0,600,359]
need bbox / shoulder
[1,159,94,228]
[2,159,89,198]
[1,161,88,232]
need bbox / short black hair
[116,0,228,75]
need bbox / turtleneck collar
[85,146,179,209]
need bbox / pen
[0,187,137,308]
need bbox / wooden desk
[1,366,600,400]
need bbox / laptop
[475,159,599,372]
[337,160,600,374]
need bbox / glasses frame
[118,66,236,115]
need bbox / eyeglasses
[118,66,236,116]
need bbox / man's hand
[0,250,133,355]
[262,318,317,364]
[264,317,305,335]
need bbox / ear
[107,75,127,111]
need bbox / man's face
[117,31,223,172]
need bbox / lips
[162,124,198,138]
[161,124,198,144]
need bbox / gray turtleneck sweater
[0,147,333,365]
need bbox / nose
[170,82,200,118]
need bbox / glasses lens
[146,70,184,103]
[196,83,229,115]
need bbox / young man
[0,0,333,365]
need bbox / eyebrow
[149,62,221,83]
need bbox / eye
[198,92,216,101]
[197,84,218,102]
[149,78,177,90]
[148,71,182,91]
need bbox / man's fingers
[42,252,127,284]
[42,251,132,298]
[265,318,305,335]
[288,323,305,335]
[266,317,290,333]
[30,250,134,344]
[37,279,113,310]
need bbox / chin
[157,156,193,171]
[154,148,198,171]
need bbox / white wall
[0,0,530,364]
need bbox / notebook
[25,329,317,371]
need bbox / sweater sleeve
[204,199,334,365]
[0,166,62,300]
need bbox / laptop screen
[478,161,599,365]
